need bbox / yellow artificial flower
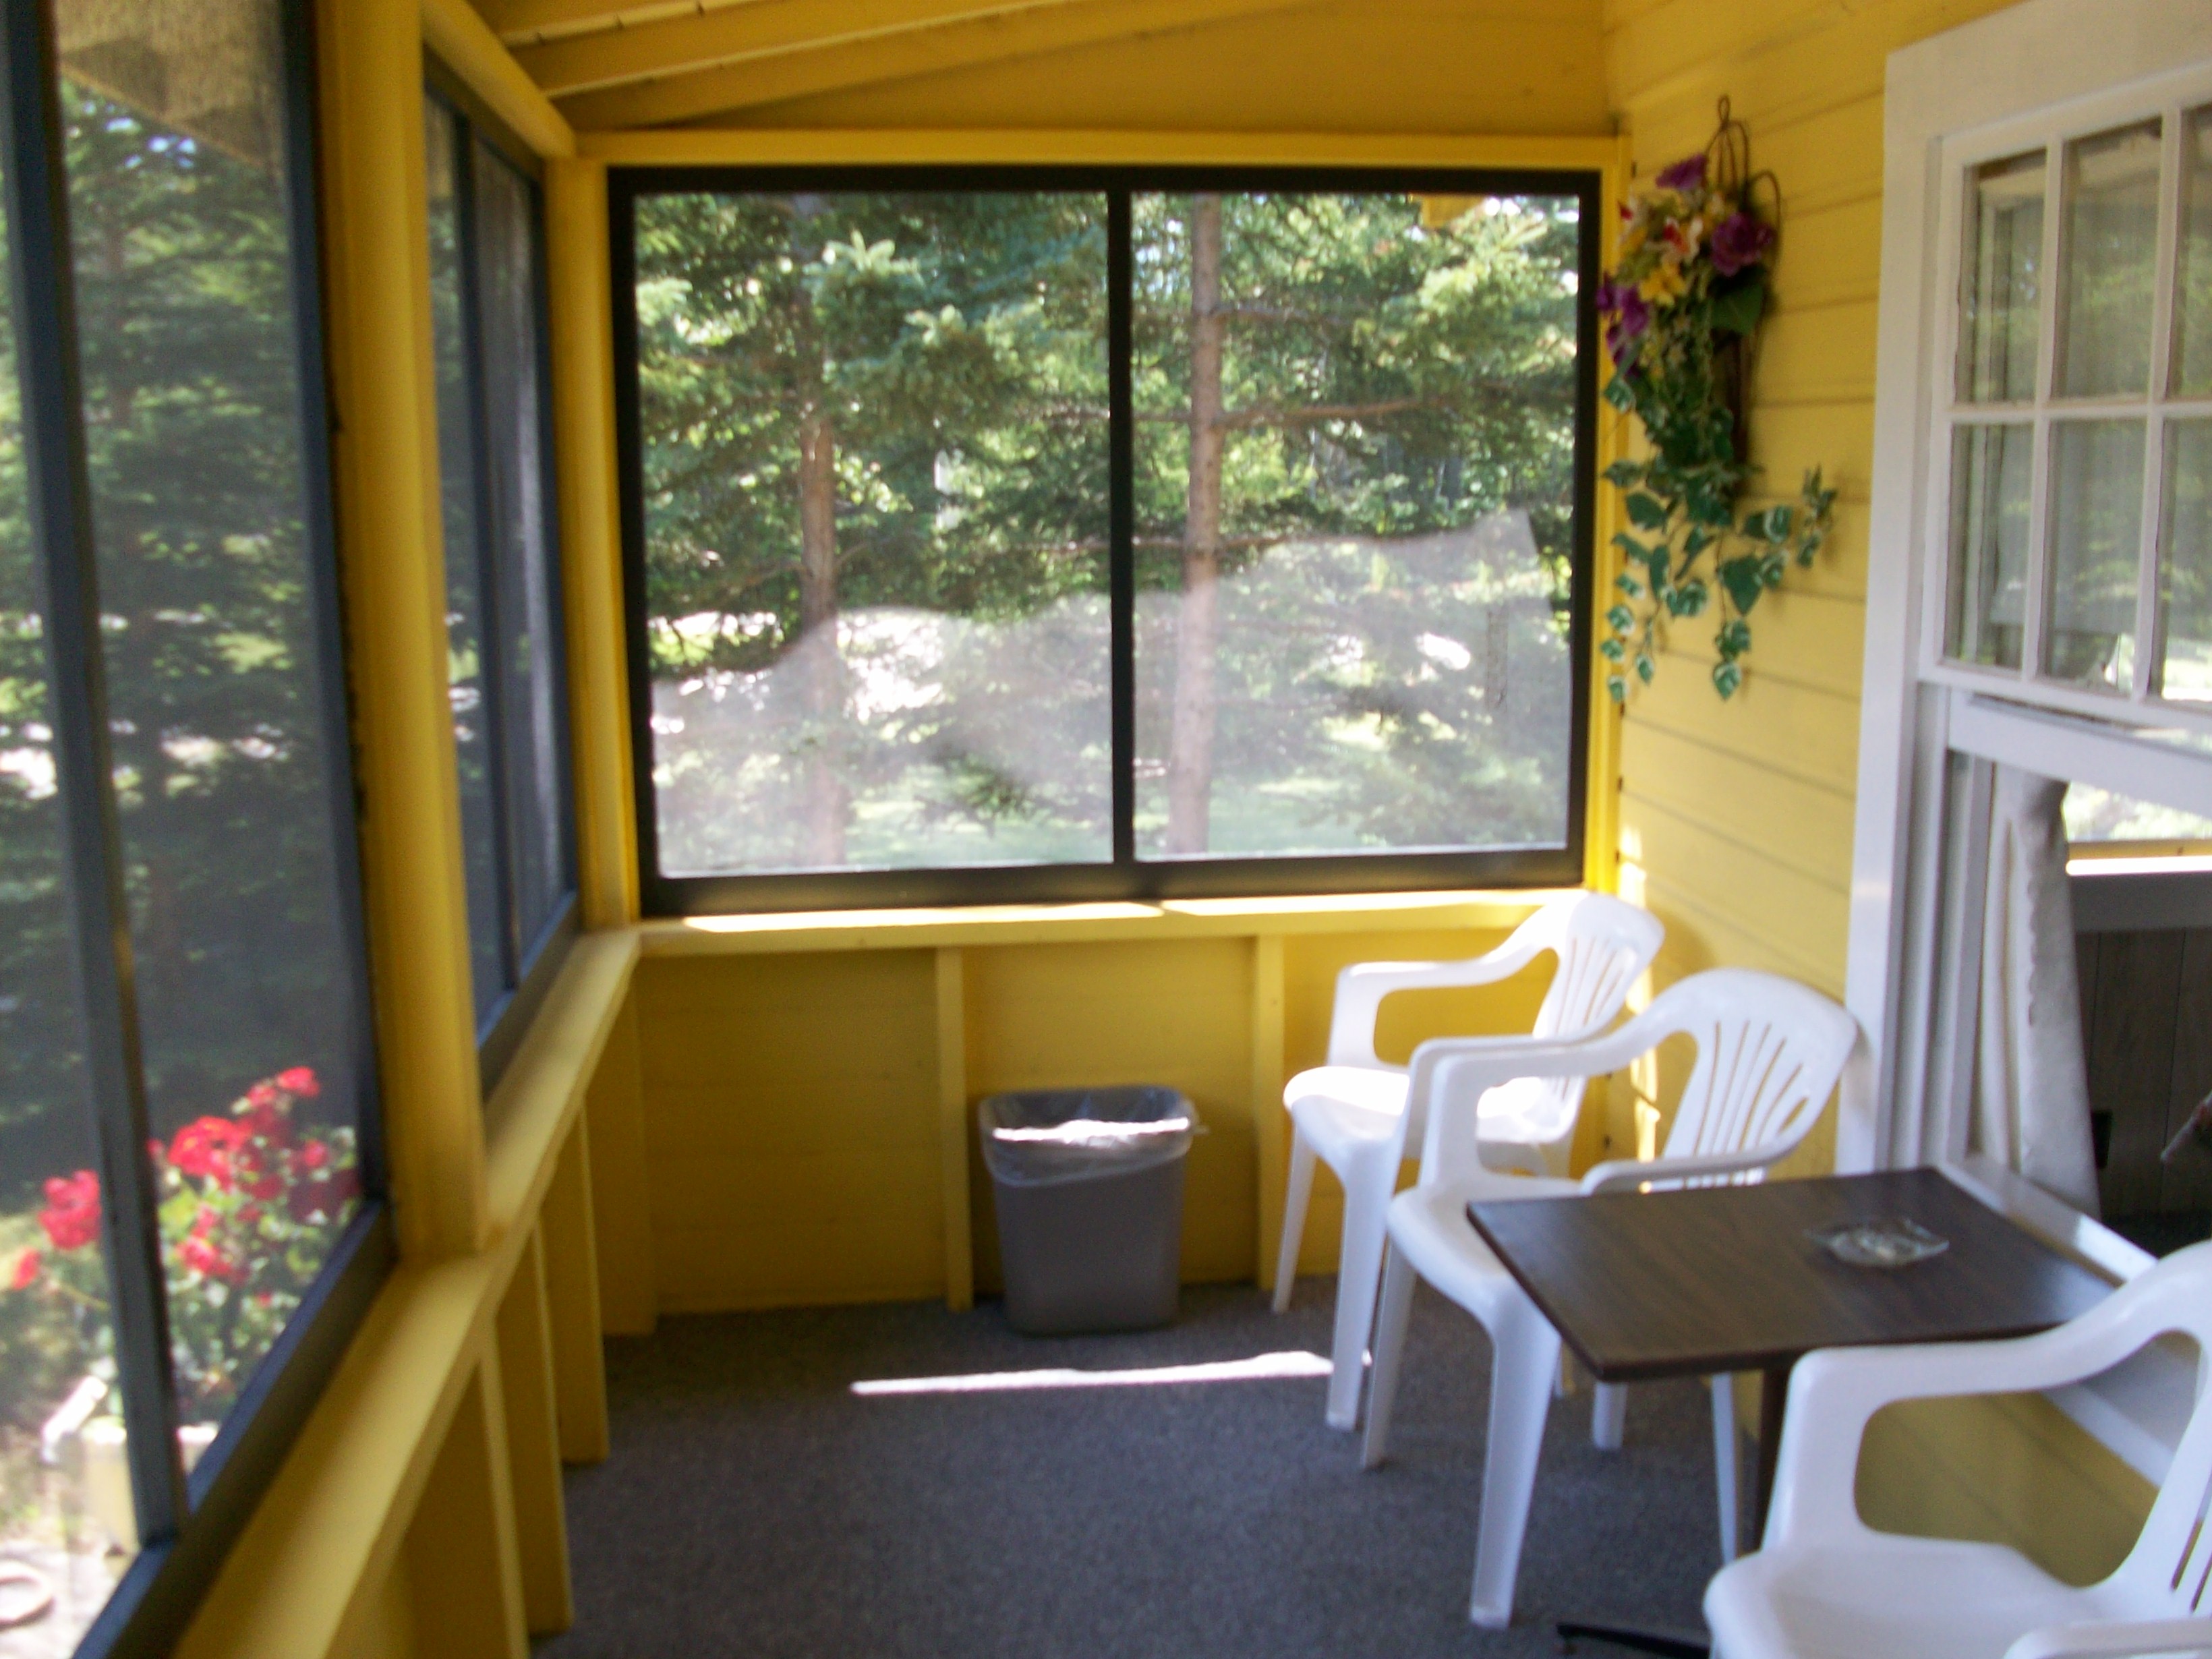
[1637,261,1687,305]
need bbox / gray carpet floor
[540,1277,1728,1658]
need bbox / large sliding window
[424,79,575,1086]
[613,169,1598,914]
[0,3,386,1655]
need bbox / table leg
[1752,1360,1794,1543]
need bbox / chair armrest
[1576,1144,1786,1195]
[2004,1619,2212,1659]
[1416,1024,1658,1180]
[1761,1294,2160,1548]
[1324,943,1542,1067]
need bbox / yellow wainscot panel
[964,938,1258,1291]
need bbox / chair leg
[1325,1150,1391,1430]
[1273,1126,1316,1314]
[1592,1381,1627,1450]
[1710,1374,1739,1563]
[1360,1242,1418,1470]
[1468,1291,1561,1629]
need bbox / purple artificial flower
[1605,287,1651,360]
[1654,153,1708,193]
[1710,211,1775,276]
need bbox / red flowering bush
[6,1066,359,1421]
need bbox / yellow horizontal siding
[1606,0,2159,1583]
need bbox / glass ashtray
[1807,1216,1950,1269]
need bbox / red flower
[247,1173,283,1202]
[11,1249,39,1289]
[287,1168,357,1225]
[297,1139,329,1172]
[37,1171,100,1251]
[179,1206,243,1283]
[245,1082,279,1110]
[169,1117,248,1188]
[274,1067,320,1099]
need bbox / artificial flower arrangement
[7,1066,359,1424]
[1595,104,1836,700]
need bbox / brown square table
[1466,1166,2114,1656]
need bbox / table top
[1467,1167,2114,1382]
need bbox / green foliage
[635,188,1586,869]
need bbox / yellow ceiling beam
[552,0,1311,127]
[423,0,575,154]
[577,126,1627,171]
[478,0,693,45]
[521,0,1106,98]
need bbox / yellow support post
[316,0,487,1260]
[1250,934,1286,1294]
[546,155,639,929]
[542,1118,612,1462]
[496,1229,573,1635]
[935,948,972,1312]
[403,1360,527,1659]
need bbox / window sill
[634,885,1583,957]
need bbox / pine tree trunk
[1166,193,1225,856]
[796,378,846,867]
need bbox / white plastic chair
[1273,892,1662,1430]
[1706,1238,2212,1659]
[1360,966,1859,1629]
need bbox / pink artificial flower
[275,1067,320,1099]
[11,1249,40,1289]
[297,1139,329,1172]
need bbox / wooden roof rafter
[496,0,1317,127]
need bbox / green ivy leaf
[1708,270,1767,337]
[1635,651,1656,686]
[1607,674,1628,702]
[1603,376,1636,412]
[1602,459,1647,488]
[1716,618,1752,661]
[1712,660,1743,699]
[1606,604,1635,633]
[1718,554,1767,616]
[1672,577,1710,618]
[1612,532,1652,560]
[1683,526,1715,557]
[1600,637,1626,662]
[1625,492,1671,532]
[1616,573,1643,597]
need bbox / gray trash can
[979,1086,1196,1336]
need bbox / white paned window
[1925,80,2212,726]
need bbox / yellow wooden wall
[1601,0,2158,1575]
[620,921,1563,1313]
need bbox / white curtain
[1972,767,2101,1215]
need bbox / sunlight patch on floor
[850,1349,1333,1397]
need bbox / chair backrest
[2101,1242,2212,1609]
[1640,968,1859,1182]
[1523,893,1666,1044]
[1495,894,1666,1140]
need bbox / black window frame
[609,164,1601,918]
[0,3,393,1655]
[424,61,579,1092]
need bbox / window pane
[426,102,504,1025]
[58,0,366,1447]
[633,191,1111,876]
[1944,423,2033,668]
[473,144,570,952]
[0,152,139,1645]
[1129,192,1579,861]
[2064,780,2212,844]
[2178,107,2212,396]
[2056,121,2162,400]
[2045,418,2147,689]
[1958,151,2044,404]
[2161,419,2212,701]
